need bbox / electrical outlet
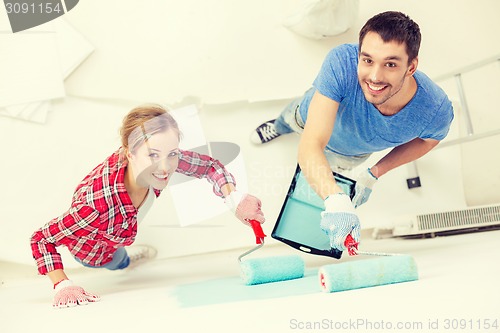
[406,177,421,189]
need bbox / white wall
[1,0,500,266]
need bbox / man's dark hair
[359,11,421,63]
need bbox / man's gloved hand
[352,168,378,208]
[53,279,100,309]
[320,193,361,251]
[224,191,265,226]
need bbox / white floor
[1,229,499,333]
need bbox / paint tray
[271,164,356,259]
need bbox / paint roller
[318,234,419,292]
[238,220,305,285]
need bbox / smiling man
[251,11,454,252]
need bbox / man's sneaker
[126,245,157,269]
[250,120,282,144]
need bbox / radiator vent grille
[417,205,500,232]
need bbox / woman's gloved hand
[53,279,100,309]
[224,191,265,226]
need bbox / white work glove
[320,193,361,251]
[224,191,265,226]
[352,168,378,208]
[53,279,100,309]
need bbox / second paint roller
[318,234,419,292]
[239,220,305,285]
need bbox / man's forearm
[298,91,343,200]
[298,146,343,200]
[371,138,439,178]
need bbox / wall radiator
[392,204,500,237]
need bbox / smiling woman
[120,106,182,203]
[29,103,266,309]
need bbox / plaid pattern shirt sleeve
[30,203,100,275]
[30,150,138,275]
[176,150,236,197]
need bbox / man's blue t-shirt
[298,44,454,156]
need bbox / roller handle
[249,220,266,244]
[344,234,359,256]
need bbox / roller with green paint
[238,221,305,285]
[318,234,419,292]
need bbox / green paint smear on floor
[171,269,320,307]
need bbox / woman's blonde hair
[120,104,181,155]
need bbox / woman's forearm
[47,269,69,285]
